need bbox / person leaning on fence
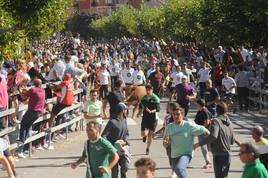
[47,73,74,129]
[71,121,119,178]
[17,78,45,158]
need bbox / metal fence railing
[0,86,85,157]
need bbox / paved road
[1,101,268,178]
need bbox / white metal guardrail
[0,86,85,157]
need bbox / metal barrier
[0,87,85,157]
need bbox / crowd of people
[0,34,268,178]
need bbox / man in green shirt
[71,122,119,178]
[240,142,268,178]
[163,103,209,178]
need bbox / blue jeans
[213,154,230,178]
[172,155,192,178]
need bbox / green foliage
[0,0,71,60]
[90,0,268,46]
[163,0,202,40]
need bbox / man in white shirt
[47,58,66,81]
[99,63,110,99]
[121,62,134,86]
[222,72,236,102]
[147,62,156,78]
[109,58,121,90]
[133,64,146,86]
[170,65,184,88]
[198,62,211,98]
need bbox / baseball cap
[182,75,187,80]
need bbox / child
[135,157,156,178]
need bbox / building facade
[70,0,164,16]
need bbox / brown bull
[124,85,146,118]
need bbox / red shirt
[58,81,74,106]
[27,87,45,112]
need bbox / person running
[148,66,165,96]
[140,84,160,155]
[163,103,210,178]
[235,65,250,112]
[193,101,235,178]
[154,102,176,178]
[251,125,268,170]
[109,58,121,90]
[204,79,220,117]
[98,63,110,100]
[135,157,156,178]
[194,99,213,169]
[133,64,146,86]
[222,72,236,106]
[121,62,134,86]
[0,138,16,178]
[174,75,196,117]
[197,62,211,98]
[239,142,268,178]
[103,80,124,119]
[83,89,103,125]
[102,103,130,178]
[71,121,119,178]
[0,154,15,178]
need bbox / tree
[0,0,71,60]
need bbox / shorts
[141,118,158,132]
[52,103,69,115]
[99,85,109,99]
[225,93,234,99]
[3,149,11,157]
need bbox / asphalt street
[1,100,268,178]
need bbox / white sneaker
[47,145,54,150]
[17,153,26,159]
[36,146,44,150]
[169,171,177,178]
[58,134,66,139]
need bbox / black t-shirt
[106,90,124,112]
[204,87,219,109]
[195,108,212,125]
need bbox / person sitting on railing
[47,73,74,130]
[17,79,45,158]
